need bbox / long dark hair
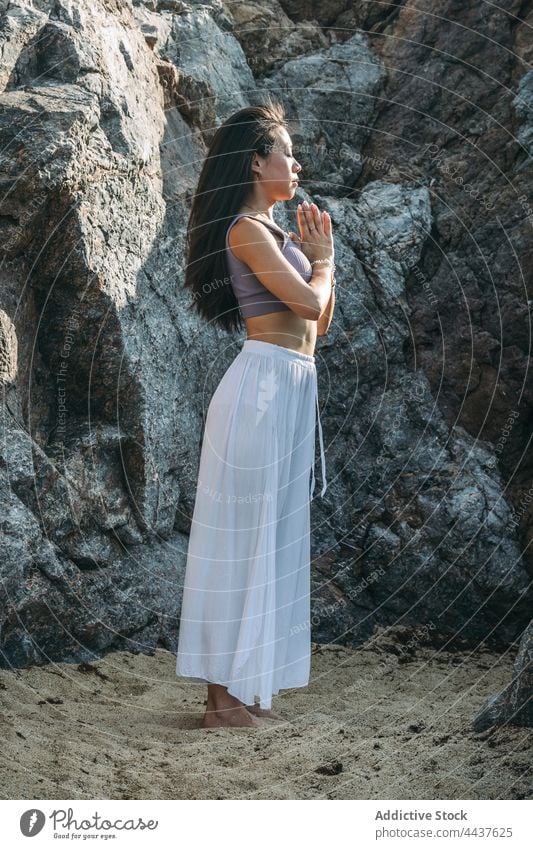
[183,96,287,334]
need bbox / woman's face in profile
[255,127,302,201]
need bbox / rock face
[473,620,533,731]
[0,0,531,724]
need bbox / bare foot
[245,703,284,721]
[201,683,262,729]
[202,705,261,729]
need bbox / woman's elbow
[288,299,321,321]
[317,311,333,336]
[302,305,321,321]
[300,294,322,321]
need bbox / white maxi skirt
[176,339,327,709]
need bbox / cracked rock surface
[0,0,531,729]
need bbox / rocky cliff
[0,0,531,728]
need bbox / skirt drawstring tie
[310,376,327,500]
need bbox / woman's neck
[239,202,275,221]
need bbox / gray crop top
[225,213,313,318]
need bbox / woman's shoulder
[231,213,287,237]
[227,215,285,260]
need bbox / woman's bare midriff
[245,310,317,357]
[235,216,318,356]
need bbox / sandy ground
[1,628,531,800]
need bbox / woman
[176,97,336,728]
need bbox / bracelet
[310,258,335,270]
[311,258,336,288]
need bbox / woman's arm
[229,217,331,320]
[317,283,335,336]
[295,202,335,335]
